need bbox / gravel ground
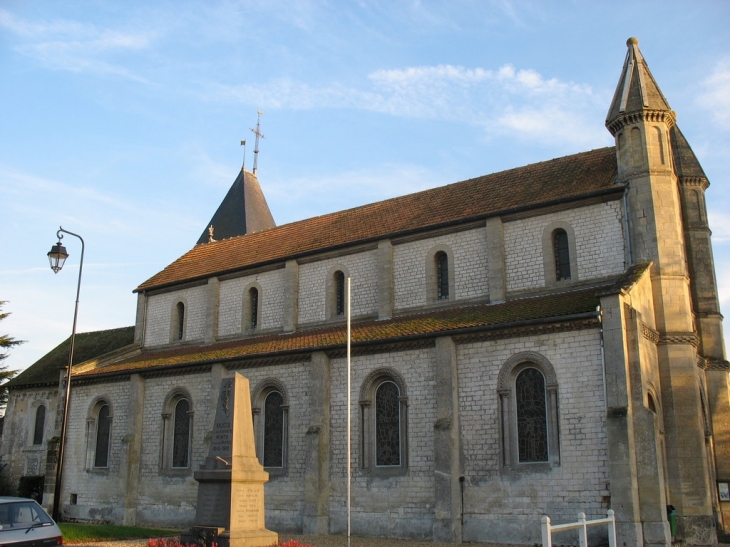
[66,534,730,547]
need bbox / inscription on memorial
[211,420,233,454]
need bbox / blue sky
[1,0,729,374]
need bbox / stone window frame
[252,378,289,478]
[497,352,560,469]
[541,221,578,286]
[169,297,188,343]
[326,265,351,320]
[242,282,263,333]
[359,367,408,477]
[85,397,113,473]
[160,388,194,476]
[426,244,455,304]
[30,402,46,447]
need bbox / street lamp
[47,227,84,521]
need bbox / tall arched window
[553,229,571,281]
[172,398,191,468]
[176,302,185,340]
[252,380,289,475]
[33,405,45,445]
[498,352,560,468]
[375,381,401,466]
[249,287,259,330]
[435,252,449,300]
[515,368,548,462]
[360,368,408,475]
[263,391,284,468]
[335,271,345,316]
[95,404,111,468]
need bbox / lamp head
[48,241,69,274]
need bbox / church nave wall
[217,268,286,337]
[144,285,208,347]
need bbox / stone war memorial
[184,373,278,547]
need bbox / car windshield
[0,501,54,531]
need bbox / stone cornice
[658,331,699,347]
[606,109,676,136]
[678,176,710,190]
[641,323,660,344]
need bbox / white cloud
[0,9,153,81]
[208,63,609,147]
[697,58,730,130]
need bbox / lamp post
[47,227,84,522]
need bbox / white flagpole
[347,277,352,547]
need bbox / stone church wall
[457,328,609,544]
[329,348,437,538]
[297,249,379,325]
[504,201,625,293]
[393,227,489,310]
[144,285,208,347]
[217,269,286,336]
[0,388,57,490]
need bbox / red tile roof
[77,284,607,379]
[136,147,619,292]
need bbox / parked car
[0,497,63,547]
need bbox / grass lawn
[59,523,179,543]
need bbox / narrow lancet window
[375,381,401,466]
[263,391,284,468]
[176,302,185,340]
[33,405,45,445]
[172,398,191,468]
[249,287,259,330]
[553,229,571,281]
[335,271,345,316]
[436,251,449,299]
[516,368,548,462]
[95,404,111,468]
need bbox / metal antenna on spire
[250,110,265,175]
[240,140,247,170]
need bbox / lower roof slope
[7,326,135,389]
[137,147,619,292]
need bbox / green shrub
[17,475,44,502]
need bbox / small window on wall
[435,252,449,300]
[263,391,284,468]
[33,405,46,445]
[515,368,548,462]
[249,287,259,330]
[176,303,185,340]
[161,390,194,474]
[172,398,191,468]
[335,271,345,316]
[553,229,571,281]
[170,299,187,343]
[94,404,112,468]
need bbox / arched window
[335,271,345,316]
[263,391,284,468]
[33,405,45,445]
[161,390,193,473]
[249,287,259,330]
[515,368,548,462]
[553,229,571,281]
[435,252,449,300]
[498,352,560,468]
[252,379,289,476]
[172,398,191,468]
[176,302,185,340]
[95,404,112,468]
[375,381,401,466]
[360,369,408,475]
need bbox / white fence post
[541,516,552,547]
[607,509,616,547]
[578,512,588,547]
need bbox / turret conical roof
[196,168,276,245]
[606,37,674,134]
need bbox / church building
[2,38,729,546]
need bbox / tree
[0,301,21,409]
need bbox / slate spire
[196,168,276,245]
[606,37,675,135]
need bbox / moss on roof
[78,284,607,379]
[8,326,135,389]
